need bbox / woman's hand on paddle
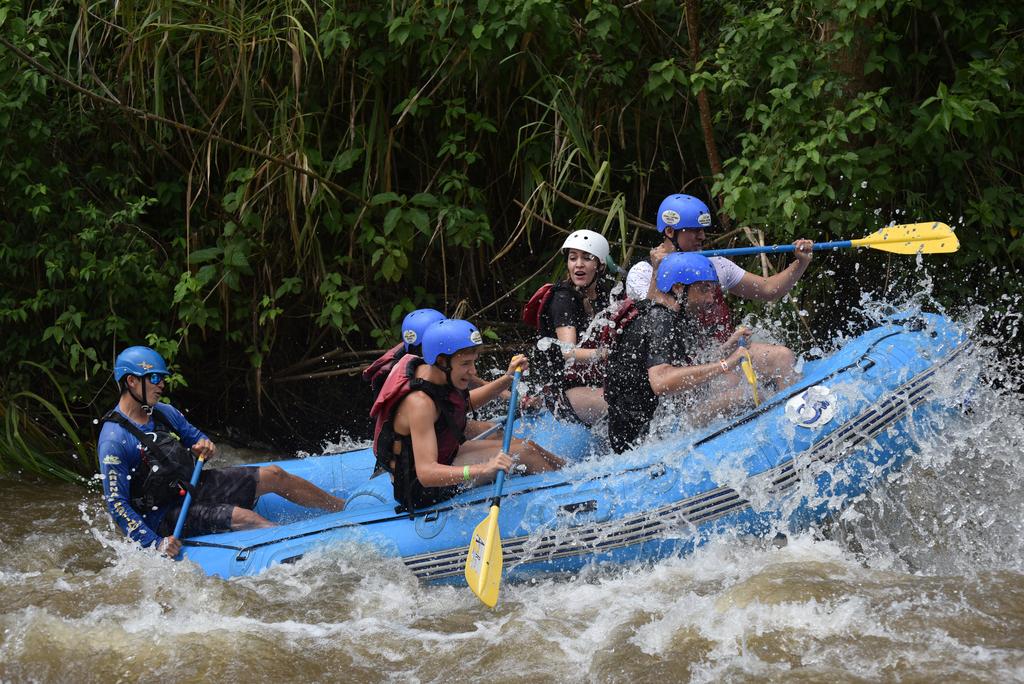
[158,536,182,557]
[722,347,749,373]
[484,450,513,477]
[505,354,529,377]
[191,438,216,462]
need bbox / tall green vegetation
[1,0,1021,479]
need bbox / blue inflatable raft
[182,311,974,580]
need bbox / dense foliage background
[1,0,1021,480]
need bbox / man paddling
[607,253,754,453]
[626,194,810,388]
[97,346,347,557]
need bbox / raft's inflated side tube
[182,313,973,580]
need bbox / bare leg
[747,342,798,388]
[509,437,565,472]
[256,465,347,512]
[565,386,608,425]
[230,506,276,530]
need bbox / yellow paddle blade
[740,351,759,407]
[465,505,503,607]
[851,222,959,254]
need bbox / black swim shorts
[158,466,260,537]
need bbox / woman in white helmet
[523,229,616,425]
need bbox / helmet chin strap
[438,358,455,387]
[127,377,154,416]
[671,230,686,252]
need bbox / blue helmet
[656,194,713,233]
[113,346,170,382]
[656,253,719,293]
[401,308,446,350]
[422,319,483,365]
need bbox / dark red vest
[362,342,405,402]
[370,354,468,469]
[696,287,733,342]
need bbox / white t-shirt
[625,256,746,300]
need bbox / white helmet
[560,230,610,265]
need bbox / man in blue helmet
[362,308,447,402]
[371,319,564,513]
[98,346,347,557]
[625,194,810,387]
[606,253,754,453]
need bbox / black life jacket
[369,354,468,515]
[102,408,197,512]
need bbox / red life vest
[696,287,732,342]
[594,296,641,348]
[522,283,555,329]
[371,354,469,513]
[362,342,405,402]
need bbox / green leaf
[407,208,430,235]
[383,207,402,235]
[370,192,402,206]
[188,247,223,264]
[331,148,363,173]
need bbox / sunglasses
[138,373,166,385]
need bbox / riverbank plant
[1,0,1021,480]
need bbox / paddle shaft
[488,370,522,506]
[172,456,206,539]
[700,241,854,258]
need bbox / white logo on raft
[784,385,837,429]
[697,212,712,227]
[661,209,680,226]
[469,331,483,344]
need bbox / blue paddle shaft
[489,370,522,504]
[699,241,852,258]
[172,457,205,539]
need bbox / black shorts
[402,477,460,512]
[607,403,654,454]
[158,466,260,537]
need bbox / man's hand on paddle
[721,325,753,355]
[793,239,814,266]
[158,535,182,557]
[191,438,216,462]
[649,242,674,271]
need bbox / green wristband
[463,465,471,482]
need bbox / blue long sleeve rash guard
[97,403,207,547]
